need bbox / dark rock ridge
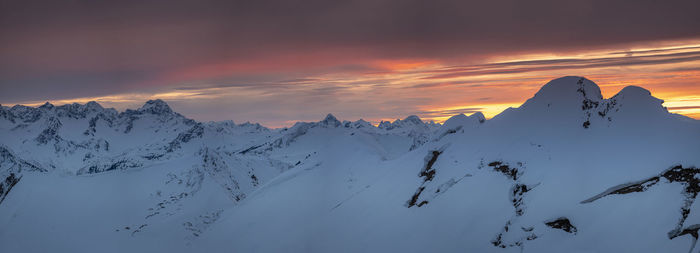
[199,148,246,202]
[0,173,21,205]
[320,114,341,127]
[167,123,205,152]
[78,158,143,175]
[35,116,63,145]
[545,217,578,234]
[489,160,539,249]
[489,161,520,181]
[488,160,578,249]
[407,150,442,208]
[0,145,45,205]
[405,146,472,209]
[582,165,700,252]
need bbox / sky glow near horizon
[5,41,700,127]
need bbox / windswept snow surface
[1,76,699,252]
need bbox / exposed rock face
[582,165,700,252]
[0,172,20,205]
[407,150,442,208]
[35,116,62,145]
[0,145,44,205]
[167,123,205,152]
[488,161,540,249]
[320,114,341,128]
[545,217,578,234]
[138,99,174,116]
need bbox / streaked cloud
[6,41,699,127]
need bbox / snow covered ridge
[0,76,699,253]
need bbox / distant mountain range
[1,76,698,253]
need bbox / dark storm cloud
[1,0,699,102]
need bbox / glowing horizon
[3,39,699,128]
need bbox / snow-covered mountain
[1,76,698,253]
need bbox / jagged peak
[138,99,173,115]
[403,115,423,124]
[346,118,374,129]
[443,112,485,129]
[323,113,337,121]
[10,104,34,112]
[58,101,103,111]
[377,115,429,130]
[42,101,110,119]
[205,120,236,131]
[6,104,43,122]
[320,113,341,127]
[470,112,486,122]
[38,102,54,109]
[239,121,260,127]
[85,101,104,111]
[355,118,366,123]
[239,122,268,131]
[354,118,371,125]
[377,120,393,129]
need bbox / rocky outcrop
[582,165,700,252]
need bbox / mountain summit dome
[522,76,603,110]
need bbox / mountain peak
[608,85,666,118]
[138,99,173,115]
[349,119,373,129]
[320,113,341,127]
[613,85,662,106]
[530,76,602,104]
[471,112,486,122]
[442,112,485,130]
[39,102,54,109]
[85,101,104,111]
[615,85,652,99]
[491,76,676,129]
[403,115,423,124]
[516,76,604,116]
[378,115,430,130]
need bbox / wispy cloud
[4,41,700,127]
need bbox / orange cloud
[6,41,700,127]
[370,59,439,72]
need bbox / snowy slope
[1,76,699,253]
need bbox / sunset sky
[1,0,699,127]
